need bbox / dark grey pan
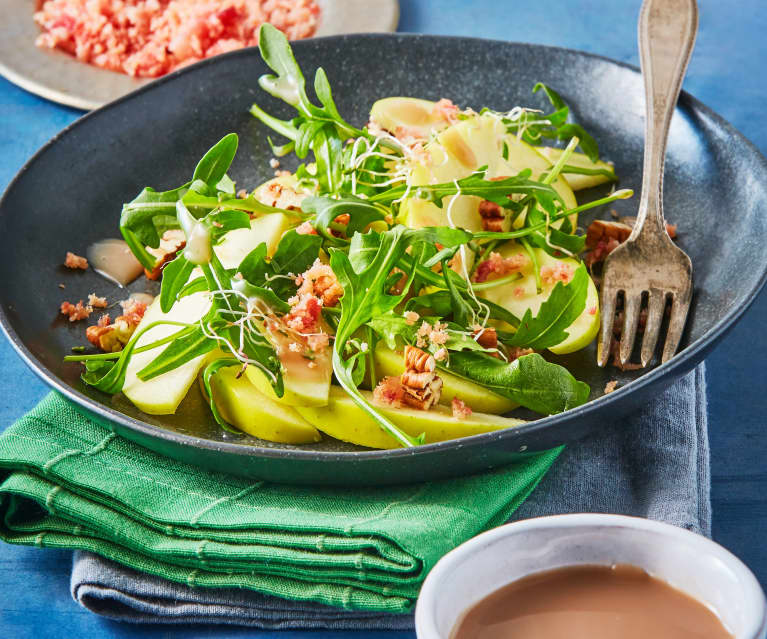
[2,35,766,485]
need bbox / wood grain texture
[1,0,767,635]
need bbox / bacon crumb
[285,294,322,333]
[432,98,460,124]
[541,261,574,285]
[474,252,527,283]
[97,313,111,327]
[404,311,420,326]
[473,326,499,355]
[296,221,318,235]
[296,259,343,307]
[60,300,91,321]
[86,299,147,352]
[604,380,618,394]
[588,305,597,316]
[64,252,88,270]
[478,200,505,232]
[433,347,448,362]
[87,293,108,308]
[269,158,280,169]
[373,375,406,408]
[451,397,472,420]
[288,342,302,353]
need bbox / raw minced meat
[34,0,320,78]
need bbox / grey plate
[0,0,399,110]
[1,34,766,485]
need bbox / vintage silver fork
[597,0,698,369]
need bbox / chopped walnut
[60,300,91,321]
[451,397,473,420]
[64,252,88,270]
[478,200,505,232]
[400,345,442,410]
[85,299,147,352]
[585,218,678,267]
[473,326,498,352]
[145,230,186,280]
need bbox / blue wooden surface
[1,0,766,636]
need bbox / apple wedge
[296,387,526,449]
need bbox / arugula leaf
[405,290,521,329]
[201,358,243,434]
[192,133,238,190]
[506,265,589,349]
[80,321,191,393]
[159,254,195,313]
[370,170,562,210]
[300,196,387,245]
[330,227,423,447]
[137,322,219,381]
[445,351,590,414]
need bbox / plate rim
[2,33,767,462]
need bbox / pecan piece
[400,345,442,410]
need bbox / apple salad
[65,24,633,449]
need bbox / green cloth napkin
[0,393,560,613]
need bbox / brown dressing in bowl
[451,564,732,639]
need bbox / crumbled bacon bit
[333,213,351,226]
[473,326,498,353]
[604,380,618,394]
[285,293,322,333]
[432,98,460,124]
[60,300,91,321]
[451,397,472,420]
[260,181,304,211]
[288,342,302,353]
[541,261,574,285]
[478,200,505,232]
[404,311,420,326]
[97,313,111,327]
[64,252,88,269]
[474,252,527,283]
[373,375,406,408]
[296,221,318,235]
[394,125,425,143]
[429,321,449,346]
[87,293,108,308]
[269,158,280,169]
[433,347,448,362]
[585,218,678,266]
[119,298,148,325]
[588,305,597,315]
[666,223,677,239]
[296,259,343,308]
[306,332,329,352]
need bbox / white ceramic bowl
[416,514,767,639]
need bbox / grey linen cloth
[70,365,709,629]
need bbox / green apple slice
[373,344,518,415]
[206,366,321,444]
[122,293,212,415]
[369,96,450,139]
[478,240,600,354]
[296,387,526,449]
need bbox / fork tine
[640,289,667,367]
[597,285,618,368]
[662,292,691,363]
[619,292,642,365]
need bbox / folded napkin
[2,366,709,629]
[0,393,561,618]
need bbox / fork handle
[633,0,698,241]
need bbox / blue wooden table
[2,1,766,636]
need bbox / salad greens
[67,23,632,449]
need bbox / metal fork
[597,0,698,369]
